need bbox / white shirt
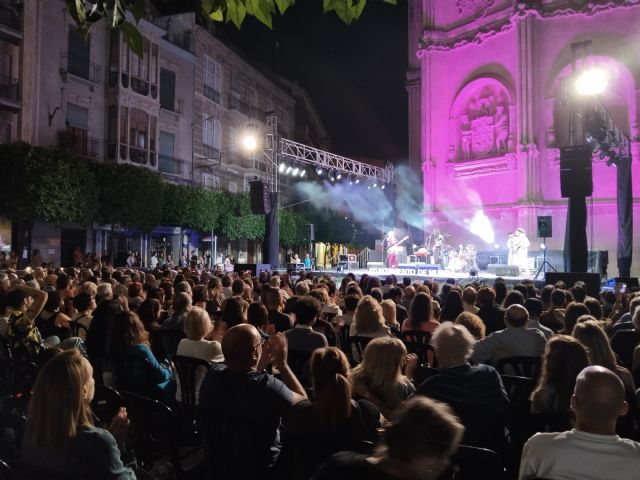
[175,339,224,403]
[520,429,640,480]
[150,255,158,269]
[471,326,546,366]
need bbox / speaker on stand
[534,215,556,281]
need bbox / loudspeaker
[537,216,552,238]
[544,272,601,297]
[560,146,593,198]
[487,264,520,276]
[306,223,315,242]
[234,263,271,276]
[249,181,271,214]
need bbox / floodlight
[575,67,608,96]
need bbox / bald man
[199,324,307,478]
[471,304,546,366]
[519,366,640,480]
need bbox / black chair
[121,390,193,479]
[402,330,437,366]
[0,459,12,480]
[155,329,186,361]
[0,360,39,414]
[90,384,124,427]
[438,444,505,480]
[496,356,542,379]
[70,321,88,340]
[0,412,25,472]
[610,330,640,371]
[500,375,535,451]
[349,336,374,364]
[172,355,211,411]
[412,365,440,387]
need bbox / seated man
[286,296,328,354]
[199,324,307,477]
[520,366,640,480]
[264,286,293,333]
[471,304,546,366]
[539,288,567,333]
[476,287,505,334]
[416,322,509,450]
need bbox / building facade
[408,0,640,277]
[1,3,325,267]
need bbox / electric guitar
[387,236,410,254]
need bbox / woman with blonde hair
[349,295,390,339]
[572,320,635,392]
[380,299,401,338]
[531,335,589,414]
[284,347,380,479]
[22,349,135,478]
[351,337,417,418]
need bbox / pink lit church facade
[407,0,640,277]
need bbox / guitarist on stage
[385,230,399,269]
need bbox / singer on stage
[507,227,531,275]
[385,230,399,269]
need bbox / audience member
[476,287,505,334]
[286,296,328,353]
[454,311,486,340]
[401,292,439,334]
[524,298,554,340]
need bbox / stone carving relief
[451,81,513,162]
[456,0,495,16]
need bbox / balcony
[0,73,19,111]
[60,51,102,85]
[160,97,184,115]
[203,85,221,104]
[202,144,221,160]
[228,95,264,121]
[58,130,102,159]
[0,6,21,44]
[159,154,185,176]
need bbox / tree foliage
[63,0,397,55]
[0,143,96,224]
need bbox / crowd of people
[0,263,640,479]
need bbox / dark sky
[210,2,409,162]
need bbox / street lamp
[242,134,258,152]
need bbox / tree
[63,0,397,55]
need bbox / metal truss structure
[262,112,394,192]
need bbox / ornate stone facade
[408,0,640,276]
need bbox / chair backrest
[496,356,542,379]
[155,329,186,360]
[610,330,640,370]
[70,321,88,340]
[172,355,212,408]
[500,375,535,407]
[442,444,505,480]
[401,330,432,344]
[90,384,124,426]
[350,336,373,363]
[0,412,26,470]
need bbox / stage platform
[310,267,541,288]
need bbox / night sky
[160,1,409,163]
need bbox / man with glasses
[199,324,307,478]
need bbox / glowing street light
[575,67,608,96]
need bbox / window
[204,55,221,103]
[160,68,176,111]
[202,173,220,190]
[159,131,177,174]
[67,27,90,79]
[129,108,148,164]
[228,182,237,193]
[203,116,221,158]
[65,103,89,154]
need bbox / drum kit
[414,234,478,273]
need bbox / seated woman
[311,396,463,480]
[283,347,381,480]
[21,349,135,479]
[351,337,416,418]
[109,310,175,404]
[416,322,509,450]
[380,299,401,338]
[530,335,589,414]
[349,296,391,362]
[175,306,224,404]
[35,289,73,343]
[71,292,96,341]
[401,292,439,334]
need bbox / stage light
[242,134,258,152]
[494,243,500,249]
[576,67,608,96]
[355,178,360,184]
[469,210,495,243]
[373,183,377,188]
[381,184,386,190]
[367,185,371,190]
[540,243,546,250]
[336,173,342,180]
[286,166,292,174]
[316,167,323,175]
[292,167,299,176]
[279,163,286,173]
[300,170,306,178]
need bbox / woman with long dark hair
[439,290,465,323]
[401,292,439,334]
[283,347,380,479]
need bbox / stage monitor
[487,264,520,277]
[545,272,601,297]
[234,263,271,276]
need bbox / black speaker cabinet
[560,146,593,198]
[234,263,271,276]
[306,223,315,242]
[545,272,601,297]
[487,264,520,276]
[249,181,271,214]
[537,216,552,238]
